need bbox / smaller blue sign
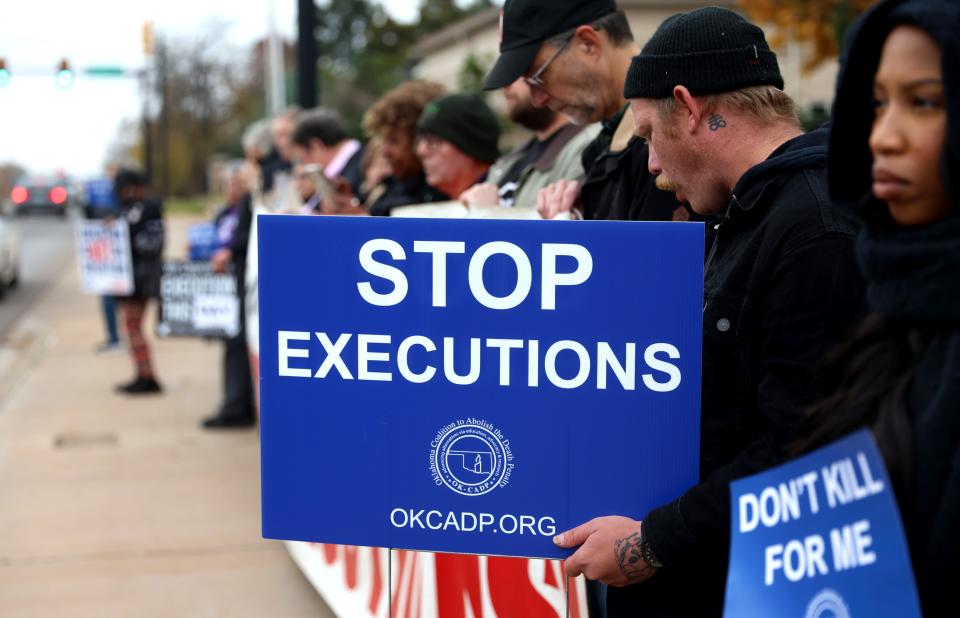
[188,222,218,261]
[85,178,118,209]
[724,430,921,618]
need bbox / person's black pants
[218,285,255,420]
[219,329,255,420]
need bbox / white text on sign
[736,452,886,586]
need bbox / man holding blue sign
[259,215,704,560]
[544,8,866,617]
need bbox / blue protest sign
[84,177,117,209]
[188,222,219,261]
[259,215,703,559]
[724,430,922,617]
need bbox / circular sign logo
[430,419,513,496]
[805,589,850,618]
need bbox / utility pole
[157,40,170,196]
[141,70,153,181]
[266,0,286,116]
[297,0,318,109]
[141,21,155,181]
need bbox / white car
[0,216,20,294]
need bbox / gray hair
[242,119,274,158]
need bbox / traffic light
[56,58,74,87]
[142,21,155,56]
[0,58,9,87]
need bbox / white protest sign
[75,219,134,296]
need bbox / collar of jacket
[530,123,586,172]
[720,127,829,225]
[609,106,636,153]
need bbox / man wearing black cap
[483,0,685,222]
[552,8,866,616]
[414,93,501,199]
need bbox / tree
[739,0,877,71]
[315,0,494,133]
[0,162,26,207]
[120,24,269,197]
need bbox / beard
[509,102,557,132]
[556,104,595,127]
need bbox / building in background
[411,1,838,114]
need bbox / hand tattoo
[614,531,654,583]
[708,113,728,131]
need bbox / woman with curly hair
[361,80,450,215]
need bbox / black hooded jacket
[823,1,960,614]
[608,127,866,617]
[120,196,165,299]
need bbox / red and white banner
[286,542,588,618]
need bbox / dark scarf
[857,212,960,322]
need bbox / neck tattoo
[708,114,728,131]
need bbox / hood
[729,124,830,206]
[828,0,960,210]
[828,0,960,322]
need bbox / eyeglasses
[416,133,446,153]
[524,36,573,90]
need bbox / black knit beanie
[623,6,784,99]
[417,93,501,163]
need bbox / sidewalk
[0,215,335,617]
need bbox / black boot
[116,377,163,395]
[201,410,256,429]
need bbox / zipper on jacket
[703,195,738,310]
[705,195,737,275]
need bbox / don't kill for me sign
[724,430,922,617]
[258,215,704,559]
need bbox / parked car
[10,175,71,217]
[0,215,20,294]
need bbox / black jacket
[823,2,960,613]
[121,196,165,299]
[224,193,252,294]
[368,172,448,217]
[340,146,365,198]
[609,128,866,617]
[579,107,694,222]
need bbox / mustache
[655,176,681,193]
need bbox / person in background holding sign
[460,78,599,212]
[203,166,255,429]
[292,163,322,215]
[553,9,867,616]
[290,108,365,199]
[113,169,165,395]
[83,169,123,354]
[415,93,501,200]
[787,1,960,612]
[482,0,686,223]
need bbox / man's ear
[572,25,603,61]
[672,85,702,134]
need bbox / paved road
[0,214,77,340]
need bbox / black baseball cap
[483,0,618,91]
